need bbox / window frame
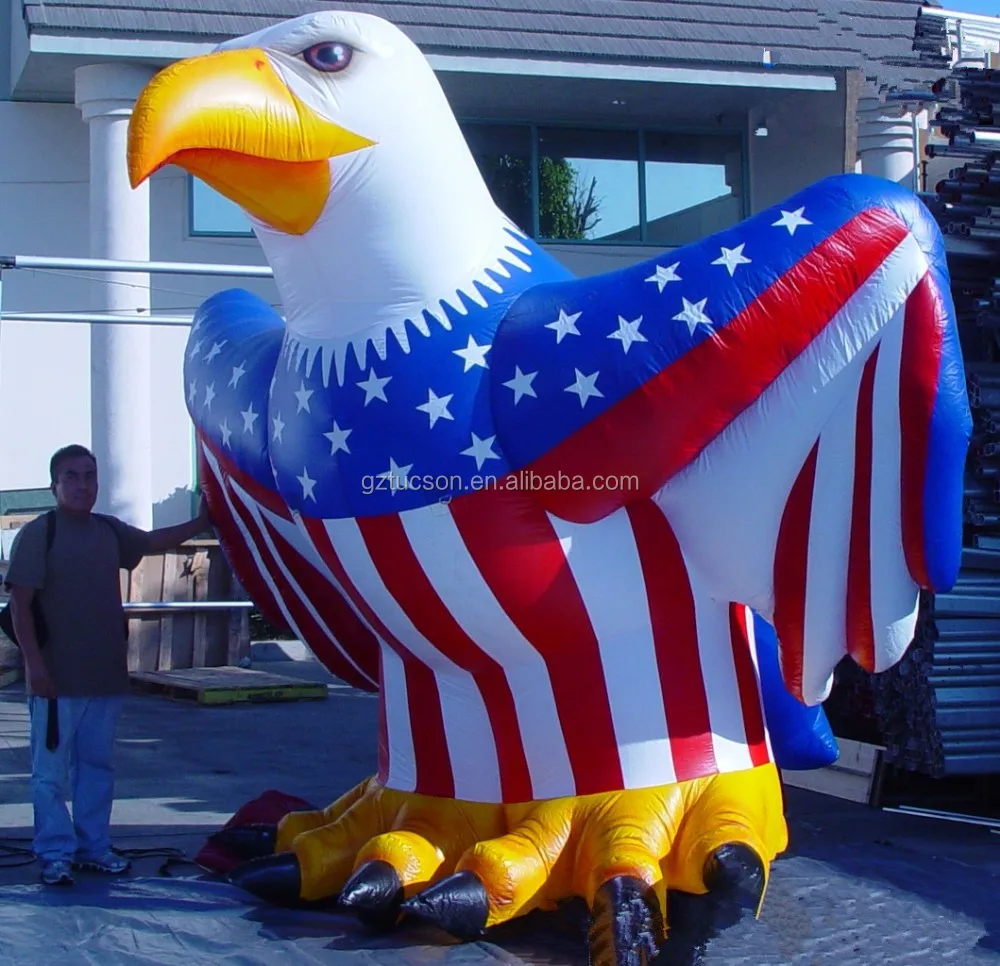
[185,122,750,246]
[461,118,749,247]
[187,175,257,239]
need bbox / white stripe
[687,568,753,773]
[379,644,417,792]
[226,483,377,689]
[869,306,921,670]
[251,504,380,689]
[323,516,502,803]
[743,608,774,762]
[800,363,863,704]
[655,232,929,615]
[201,446,313,651]
[547,509,677,789]
[400,506,575,799]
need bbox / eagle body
[128,9,971,959]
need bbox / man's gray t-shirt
[5,510,150,696]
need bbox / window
[643,132,744,247]
[189,177,255,237]
[463,124,533,235]
[462,123,745,246]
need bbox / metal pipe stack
[864,43,1000,777]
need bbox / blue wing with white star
[185,288,285,495]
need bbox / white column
[857,94,925,188]
[75,64,155,529]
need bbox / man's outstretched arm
[145,500,212,555]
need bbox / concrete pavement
[1,656,999,964]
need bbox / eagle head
[127,11,470,236]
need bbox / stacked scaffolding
[867,50,1000,776]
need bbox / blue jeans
[28,696,124,862]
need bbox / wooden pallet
[130,667,328,706]
[781,738,884,805]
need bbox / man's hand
[25,656,56,699]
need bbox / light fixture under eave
[754,122,769,137]
[611,98,626,106]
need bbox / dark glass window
[537,127,640,242]
[643,133,744,247]
[463,123,533,234]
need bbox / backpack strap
[44,510,56,553]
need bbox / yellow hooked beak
[127,48,374,235]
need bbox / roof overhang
[12,28,839,103]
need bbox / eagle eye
[302,41,354,73]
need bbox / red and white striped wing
[200,436,770,803]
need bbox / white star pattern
[357,369,391,406]
[545,309,582,343]
[204,340,226,364]
[187,380,197,405]
[772,207,812,235]
[229,362,247,388]
[453,335,492,371]
[712,244,752,276]
[297,467,317,501]
[323,420,352,455]
[188,339,203,361]
[204,382,216,410]
[645,262,681,293]
[608,315,647,354]
[673,298,713,336]
[241,403,259,434]
[416,388,454,428]
[461,432,500,470]
[294,381,314,413]
[272,413,285,444]
[219,419,232,448]
[565,369,604,407]
[378,457,413,494]
[502,366,538,404]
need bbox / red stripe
[772,442,819,701]
[356,514,534,803]
[529,208,910,523]
[729,605,770,768]
[626,501,716,782]
[201,434,290,518]
[301,516,455,798]
[223,483,374,691]
[258,515,379,688]
[847,348,880,672]
[198,444,290,637]
[899,273,944,590]
[449,487,623,795]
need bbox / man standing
[3,444,212,886]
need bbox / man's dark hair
[50,444,96,484]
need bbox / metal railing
[0,253,277,618]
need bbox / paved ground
[1,657,999,965]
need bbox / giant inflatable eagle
[127,10,971,964]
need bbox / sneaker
[72,850,131,875]
[40,860,75,886]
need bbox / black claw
[229,852,303,907]
[587,875,665,966]
[399,870,490,941]
[658,843,767,966]
[339,860,404,931]
[208,823,278,862]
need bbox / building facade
[0,0,937,532]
